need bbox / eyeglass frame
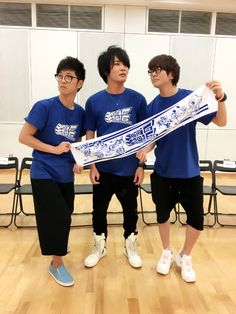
[54,73,79,83]
[147,67,163,76]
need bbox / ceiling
[3,0,236,12]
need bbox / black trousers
[92,172,139,238]
[31,179,74,256]
[151,172,204,230]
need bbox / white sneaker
[84,233,106,268]
[125,233,142,268]
[176,250,196,283]
[156,249,173,275]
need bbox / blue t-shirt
[146,89,216,178]
[25,96,85,183]
[85,88,147,176]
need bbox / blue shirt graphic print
[85,88,147,176]
[25,96,85,183]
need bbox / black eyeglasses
[147,67,162,76]
[55,74,79,83]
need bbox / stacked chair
[0,156,18,227]
[14,157,34,228]
[1,157,235,229]
[213,159,236,227]
[139,163,178,225]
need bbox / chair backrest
[0,156,18,184]
[199,160,215,190]
[199,160,213,172]
[213,159,236,186]
[18,157,33,183]
[213,160,236,173]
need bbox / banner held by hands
[71,85,217,167]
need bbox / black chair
[14,157,35,228]
[0,156,18,227]
[73,166,125,227]
[72,166,93,227]
[139,164,178,225]
[213,159,236,227]
[177,160,217,227]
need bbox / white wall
[0,4,235,164]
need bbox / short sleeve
[25,101,48,131]
[84,97,97,131]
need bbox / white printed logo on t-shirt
[55,124,78,140]
[105,107,132,125]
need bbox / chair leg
[203,195,217,227]
[214,195,236,227]
[138,188,177,225]
[139,188,150,225]
[0,191,17,228]
[177,197,217,227]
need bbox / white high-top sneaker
[176,250,196,283]
[124,233,142,268]
[84,233,106,267]
[156,248,173,275]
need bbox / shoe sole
[156,268,170,275]
[49,270,74,287]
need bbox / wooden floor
[0,171,236,314]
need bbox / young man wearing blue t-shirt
[84,46,147,268]
[19,57,86,287]
[137,54,227,282]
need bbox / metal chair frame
[213,159,236,227]
[14,157,34,228]
[73,167,134,228]
[139,164,178,225]
[0,156,18,227]
[13,160,125,228]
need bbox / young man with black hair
[137,54,227,282]
[19,56,86,286]
[84,45,147,268]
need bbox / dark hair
[56,56,86,81]
[97,45,130,83]
[148,54,180,86]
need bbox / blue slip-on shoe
[49,263,74,287]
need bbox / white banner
[71,85,217,166]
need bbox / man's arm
[136,142,155,163]
[206,80,227,127]
[86,130,100,184]
[19,122,70,154]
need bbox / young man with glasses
[83,45,147,268]
[19,56,86,287]
[137,54,227,282]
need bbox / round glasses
[55,74,78,83]
[147,67,162,76]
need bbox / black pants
[31,179,74,256]
[151,172,204,230]
[92,172,139,238]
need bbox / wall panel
[171,35,215,90]
[125,6,146,34]
[0,29,30,122]
[125,34,171,103]
[79,32,124,106]
[213,37,236,129]
[30,29,78,104]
